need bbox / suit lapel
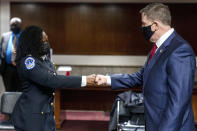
[143,31,176,86]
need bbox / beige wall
[0,0,10,37]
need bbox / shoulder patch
[25,57,35,70]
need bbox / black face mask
[11,27,21,34]
[141,24,155,40]
[40,42,50,56]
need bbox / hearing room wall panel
[11,3,151,55]
[11,3,197,55]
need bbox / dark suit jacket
[0,32,12,58]
[111,31,196,131]
[0,32,12,74]
[12,56,82,131]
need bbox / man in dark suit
[0,17,22,91]
[95,3,196,131]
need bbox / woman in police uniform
[11,26,95,131]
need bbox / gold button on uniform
[41,112,44,115]
[53,93,55,96]
[51,103,54,106]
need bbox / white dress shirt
[155,28,174,52]
[81,76,87,87]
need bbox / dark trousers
[2,63,20,91]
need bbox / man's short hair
[10,17,22,25]
[140,3,171,26]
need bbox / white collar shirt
[155,28,174,52]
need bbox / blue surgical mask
[141,24,155,40]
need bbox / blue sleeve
[20,57,82,89]
[158,46,196,131]
[110,67,144,90]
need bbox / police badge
[25,57,35,70]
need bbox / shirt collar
[155,28,174,49]
[41,55,48,61]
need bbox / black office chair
[117,100,145,131]
[0,92,22,130]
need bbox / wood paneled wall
[11,3,197,55]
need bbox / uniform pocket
[31,113,43,119]
[28,113,45,131]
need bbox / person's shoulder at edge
[2,31,12,37]
[169,32,194,55]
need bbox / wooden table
[54,86,197,129]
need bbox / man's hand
[95,74,107,86]
[86,74,96,86]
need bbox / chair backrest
[118,100,144,117]
[117,100,145,130]
[1,92,22,114]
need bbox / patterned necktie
[11,35,17,66]
[148,44,157,62]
